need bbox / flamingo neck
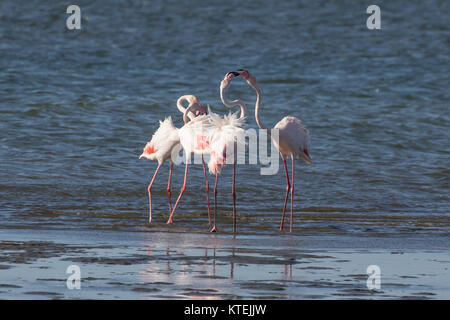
[182,104,196,124]
[177,95,195,121]
[220,86,246,120]
[250,82,269,134]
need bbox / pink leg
[167,161,188,224]
[232,162,237,233]
[147,163,162,224]
[167,163,173,215]
[280,158,291,231]
[210,173,219,232]
[201,155,211,226]
[290,157,295,232]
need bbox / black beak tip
[226,71,240,77]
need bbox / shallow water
[0,0,449,299]
[1,229,449,299]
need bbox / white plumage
[178,114,216,157]
[206,110,246,174]
[273,116,311,163]
[176,107,246,173]
[139,116,180,164]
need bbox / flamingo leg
[167,161,188,224]
[147,163,162,224]
[210,173,219,232]
[232,161,237,233]
[290,157,295,233]
[280,158,291,231]
[201,155,211,226]
[167,162,173,215]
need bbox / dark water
[0,0,449,299]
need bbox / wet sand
[1,228,449,299]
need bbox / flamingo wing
[140,116,180,163]
[206,111,246,174]
[274,116,311,163]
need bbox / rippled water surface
[0,0,449,299]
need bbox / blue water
[0,0,449,299]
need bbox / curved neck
[220,86,246,120]
[177,95,195,121]
[182,104,195,124]
[249,82,268,133]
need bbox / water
[0,0,449,299]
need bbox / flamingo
[165,103,215,226]
[235,69,312,232]
[139,95,208,224]
[176,95,212,222]
[211,71,247,232]
[168,73,246,232]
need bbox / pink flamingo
[211,71,247,232]
[177,96,212,224]
[139,95,208,224]
[168,73,246,232]
[235,69,312,232]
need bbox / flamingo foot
[166,218,173,224]
[209,225,218,233]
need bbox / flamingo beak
[224,71,240,82]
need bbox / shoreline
[1,228,449,299]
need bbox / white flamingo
[214,71,247,232]
[139,95,208,224]
[176,95,212,222]
[168,74,246,232]
[235,69,312,232]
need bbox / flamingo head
[220,71,240,90]
[196,105,207,116]
[192,102,206,116]
[237,68,257,86]
[187,96,206,116]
